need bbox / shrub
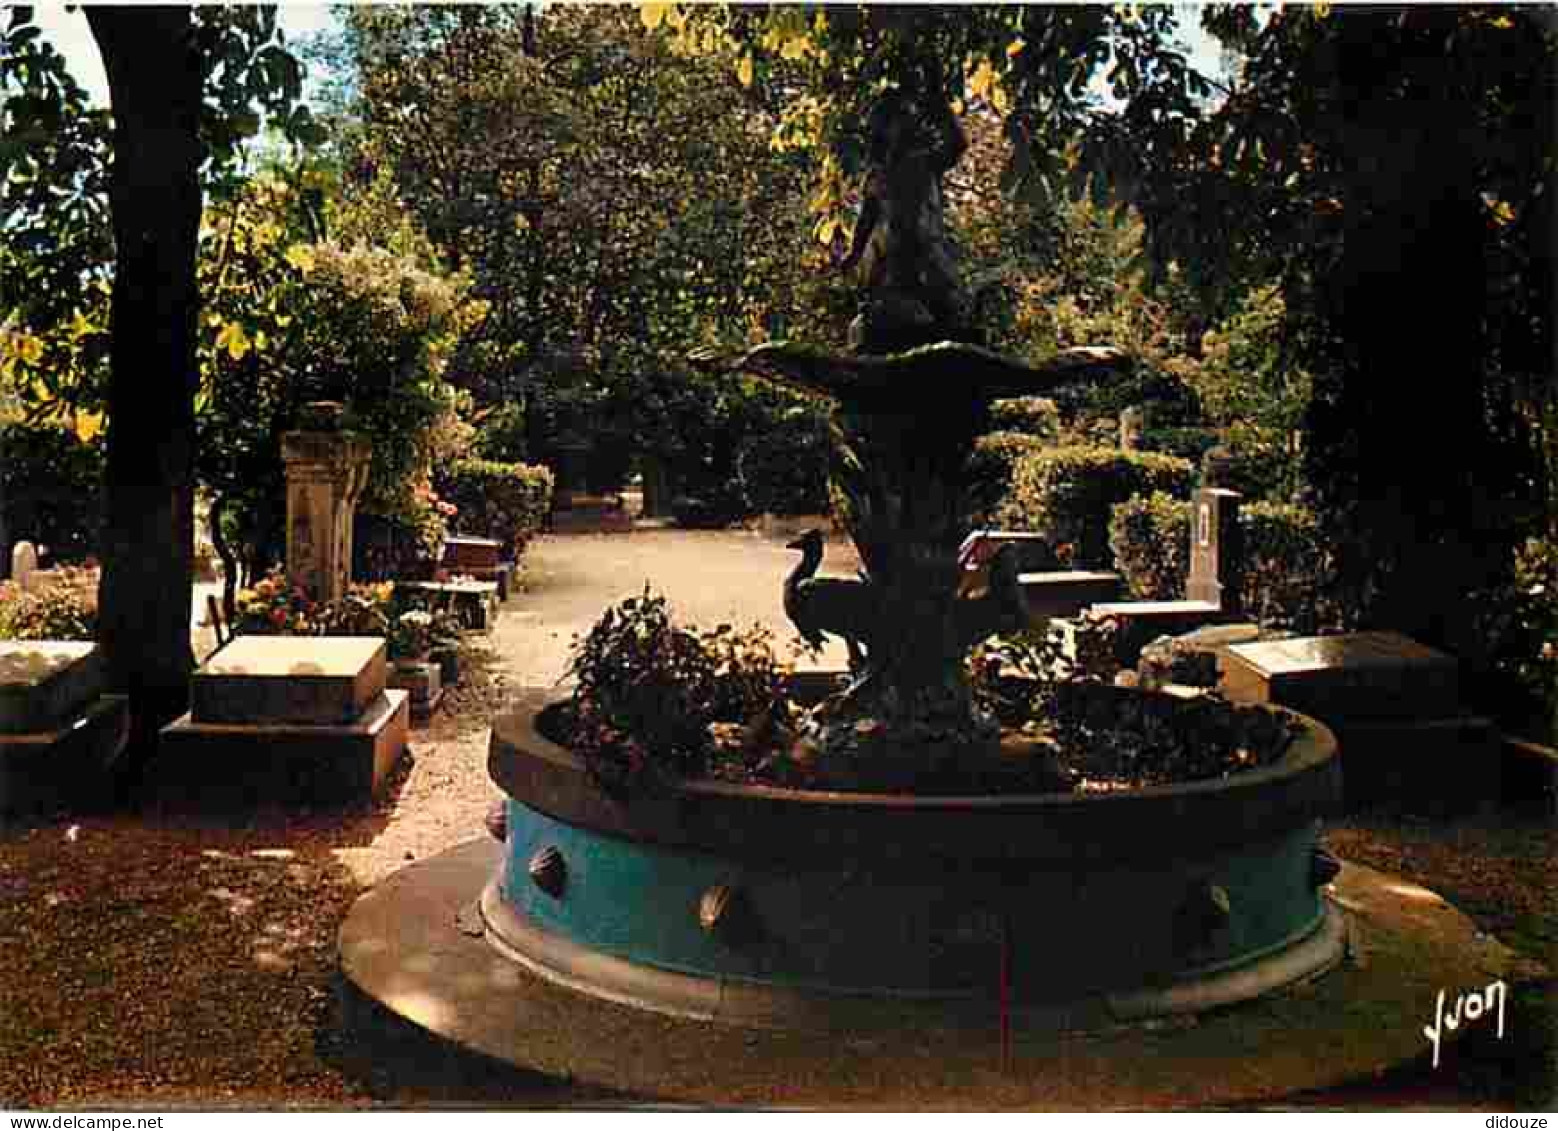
[995,445,1195,568]
[1108,495,1338,633]
[1241,503,1334,631]
[436,459,555,559]
[1108,492,1191,600]
[1140,425,1219,466]
[564,589,787,794]
[963,431,1051,527]
[735,408,830,516]
[1201,424,1302,502]
[988,396,1060,440]
[0,568,98,640]
[0,422,104,565]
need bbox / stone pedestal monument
[1186,486,1244,617]
[281,402,371,604]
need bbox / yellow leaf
[68,310,96,340]
[283,244,316,273]
[736,53,754,88]
[640,2,670,30]
[968,58,996,103]
[16,334,44,365]
[664,4,686,30]
[216,321,251,361]
[73,411,103,444]
[1007,38,1025,58]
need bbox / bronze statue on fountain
[716,83,1130,788]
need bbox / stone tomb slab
[0,641,106,734]
[157,689,409,808]
[0,693,130,816]
[443,536,503,572]
[1220,630,1458,722]
[191,635,385,726]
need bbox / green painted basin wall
[500,799,1327,999]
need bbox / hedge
[1108,493,1338,632]
[987,396,1060,440]
[435,459,554,559]
[963,431,1052,526]
[995,446,1196,568]
[736,409,830,516]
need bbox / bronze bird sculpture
[784,529,874,669]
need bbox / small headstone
[1185,487,1243,616]
[11,541,37,593]
[1119,405,1147,451]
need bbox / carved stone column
[1186,486,1244,617]
[281,402,372,604]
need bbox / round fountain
[475,84,1347,1024]
[339,81,1534,1107]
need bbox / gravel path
[492,526,858,687]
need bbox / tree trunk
[87,8,204,752]
[1307,15,1507,666]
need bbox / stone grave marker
[10,541,37,593]
[1185,487,1244,617]
[160,633,407,807]
[281,401,371,604]
[0,640,129,814]
[1221,631,1458,721]
[1219,630,1496,811]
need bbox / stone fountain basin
[485,680,1344,1027]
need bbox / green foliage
[735,406,830,516]
[1,6,319,429]
[472,403,529,463]
[996,445,1195,567]
[1108,493,1343,634]
[387,609,434,661]
[1106,491,1190,602]
[564,588,787,795]
[435,459,555,559]
[196,173,482,565]
[987,397,1060,440]
[0,421,104,564]
[1045,683,1298,791]
[962,431,1050,528]
[1477,538,1557,742]
[0,567,97,640]
[969,614,1296,790]
[340,5,823,455]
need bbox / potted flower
[388,609,434,666]
[428,608,464,685]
